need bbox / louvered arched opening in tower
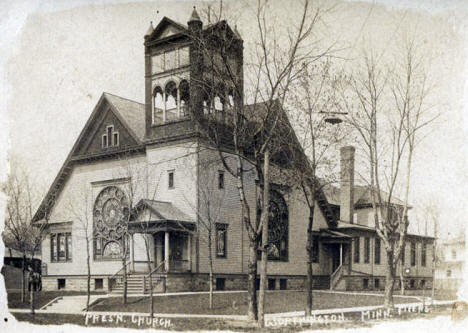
[153,86,164,124]
[165,81,178,122]
[179,80,190,118]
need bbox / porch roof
[319,229,353,243]
[129,199,196,233]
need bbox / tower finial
[189,5,201,22]
[145,21,154,36]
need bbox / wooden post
[164,231,170,272]
[187,234,192,271]
[163,91,167,123]
[340,243,343,266]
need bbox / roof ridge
[103,92,144,106]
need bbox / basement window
[216,278,225,291]
[280,279,287,290]
[363,278,369,289]
[58,279,66,290]
[268,279,276,290]
[374,278,380,289]
[95,278,103,290]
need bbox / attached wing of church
[33,8,434,293]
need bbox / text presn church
[33,9,434,293]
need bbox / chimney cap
[340,146,356,153]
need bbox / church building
[33,9,434,294]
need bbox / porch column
[164,231,170,272]
[187,234,192,271]
[340,243,343,266]
[163,91,167,123]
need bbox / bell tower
[143,8,244,140]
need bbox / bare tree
[189,0,327,325]
[342,36,437,308]
[287,58,350,316]
[3,166,39,304]
[67,184,94,311]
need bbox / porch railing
[143,260,166,293]
[330,264,343,290]
[170,259,190,272]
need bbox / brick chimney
[340,146,355,223]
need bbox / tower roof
[188,6,201,22]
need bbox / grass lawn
[89,290,420,315]
[7,291,107,309]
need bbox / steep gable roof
[147,16,188,41]
[242,100,338,228]
[32,93,146,223]
[104,93,146,142]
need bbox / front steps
[110,273,166,295]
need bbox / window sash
[312,236,319,263]
[168,171,174,188]
[354,237,360,263]
[374,238,381,264]
[411,242,416,266]
[50,232,71,262]
[215,224,227,258]
[421,243,426,266]
[364,237,370,263]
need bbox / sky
[0,0,467,241]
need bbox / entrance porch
[320,229,352,290]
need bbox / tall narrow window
[218,171,225,189]
[51,234,57,262]
[113,132,119,147]
[168,171,174,189]
[312,236,319,263]
[216,223,227,258]
[401,242,406,266]
[66,233,72,261]
[421,242,427,266]
[354,237,360,263]
[374,238,381,264]
[58,233,66,261]
[364,237,370,263]
[107,126,113,144]
[411,242,416,266]
[102,135,108,148]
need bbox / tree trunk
[384,251,396,309]
[400,263,405,296]
[122,257,128,305]
[305,205,315,317]
[86,236,91,311]
[247,238,259,321]
[30,286,35,315]
[21,254,26,303]
[208,229,214,309]
[258,151,270,327]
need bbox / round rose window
[93,186,129,240]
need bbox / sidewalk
[9,298,455,321]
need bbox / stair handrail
[109,261,132,282]
[330,264,343,289]
[145,260,166,279]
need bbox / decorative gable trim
[32,93,144,223]
[147,17,188,42]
